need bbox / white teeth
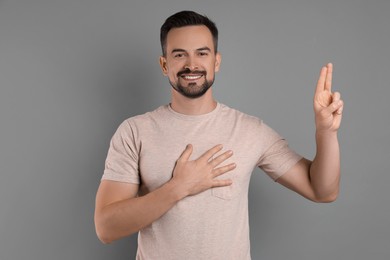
[183,75,202,80]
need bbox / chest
[137,120,261,195]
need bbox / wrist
[315,129,338,140]
[165,178,188,201]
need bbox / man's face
[160,25,221,99]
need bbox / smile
[181,75,203,80]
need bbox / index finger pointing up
[316,63,333,94]
[325,63,333,92]
[316,65,327,94]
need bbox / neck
[170,88,217,115]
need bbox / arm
[276,63,343,203]
[94,144,236,244]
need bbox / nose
[184,56,198,71]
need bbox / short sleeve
[256,122,302,181]
[102,120,140,184]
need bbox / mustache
[177,68,206,77]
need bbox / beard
[169,68,215,99]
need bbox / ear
[159,56,168,75]
[214,52,221,72]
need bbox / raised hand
[313,63,344,133]
[171,144,236,197]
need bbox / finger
[332,92,342,115]
[333,103,343,127]
[323,99,343,116]
[315,66,327,94]
[211,178,233,188]
[336,105,343,115]
[335,100,344,115]
[212,163,236,177]
[325,63,333,92]
[178,144,193,162]
[199,144,223,162]
[332,91,341,103]
[210,150,233,167]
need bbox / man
[94,10,344,259]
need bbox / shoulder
[113,105,169,138]
[218,103,282,139]
[123,105,168,127]
[219,103,264,126]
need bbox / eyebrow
[171,48,186,53]
[171,47,212,54]
[197,47,211,52]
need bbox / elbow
[96,226,138,244]
[95,223,113,244]
[98,236,112,245]
[313,190,339,203]
[315,195,338,203]
[94,214,139,244]
[96,233,113,245]
[94,214,115,244]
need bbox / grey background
[1,0,389,259]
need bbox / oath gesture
[171,144,236,197]
[314,63,344,133]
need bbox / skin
[276,63,343,202]
[159,25,222,115]
[94,25,344,244]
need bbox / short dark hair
[160,10,218,56]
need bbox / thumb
[323,99,343,117]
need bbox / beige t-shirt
[102,103,302,260]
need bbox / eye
[198,52,208,56]
[174,53,184,58]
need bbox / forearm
[309,131,340,202]
[95,144,234,243]
[96,180,186,244]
